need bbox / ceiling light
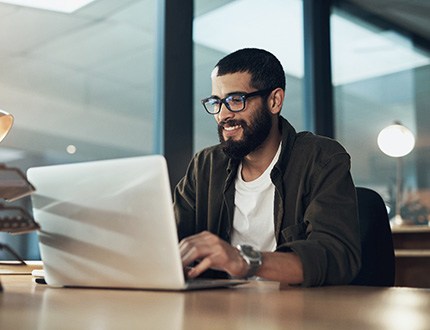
[0,0,97,13]
[66,144,77,154]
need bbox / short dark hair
[215,48,286,91]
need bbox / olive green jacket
[174,116,361,287]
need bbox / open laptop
[27,155,246,290]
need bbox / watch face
[241,245,261,260]
[238,245,262,278]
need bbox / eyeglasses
[201,88,273,115]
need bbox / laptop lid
[27,155,189,290]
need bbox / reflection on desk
[40,287,185,330]
[1,273,430,330]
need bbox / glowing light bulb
[66,145,77,154]
[377,124,415,158]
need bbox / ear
[268,88,284,115]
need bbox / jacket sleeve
[278,152,361,287]
[173,156,197,242]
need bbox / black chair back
[351,187,395,286]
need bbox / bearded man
[174,48,361,287]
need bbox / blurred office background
[0,0,429,259]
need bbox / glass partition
[332,7,430,223]
[0,0,157,259]
[193,0,305,152]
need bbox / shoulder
[290,132,351,169]
[193,144,227,162]
[296,131,348,154]
[279,116,348,160]
[189,144,231,173]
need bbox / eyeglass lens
[204,94,245,114]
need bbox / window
[332,7,430,222]
[0,0,157,259]
[193,0,305,152]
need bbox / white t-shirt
[230,143,282,251]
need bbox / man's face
[211,71,273,160]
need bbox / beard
[217,104,272,160]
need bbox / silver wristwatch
[237,245,263,278]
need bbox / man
[174,48,361,287]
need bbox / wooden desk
[392,225,430,288]
[1,268,430,330]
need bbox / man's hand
[179,231,248,278]
[179,231,305,284]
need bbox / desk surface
[1,268,430,330]
[391,225,430,233]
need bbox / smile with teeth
[224,124,241,131]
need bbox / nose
[216,102,234,123]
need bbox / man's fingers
[187,257,212,278]
[179,235,214,266]
[180,245,197,266]
[179,231,242,277]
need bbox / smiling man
[174,48,361,286]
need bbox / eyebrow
[209,91,248,99]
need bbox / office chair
[351,187,395,286]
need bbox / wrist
[236,245,263,279]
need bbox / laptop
[27,155,246,290]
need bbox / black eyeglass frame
[201,88,274,115]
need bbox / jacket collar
[274,116,297,174]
